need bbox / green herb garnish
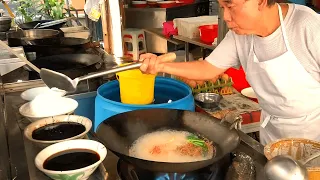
[187,134,208,156]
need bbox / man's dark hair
[267,0,277,6]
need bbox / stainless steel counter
[2,90,111,180]
[0,80,268,180]
[0,90,11,180]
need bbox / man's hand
[139,53,176,75]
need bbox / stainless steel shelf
[173,35,217,50]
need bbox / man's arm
[160,31,240,80]
[140,31,240,81]
[160,60,226,80]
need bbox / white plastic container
[173,16,218,39]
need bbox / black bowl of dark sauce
[32,122,86,141]
[44,149,100,171]
[35,139,107,178]
[24,115,92,148]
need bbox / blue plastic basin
[94,77,195,131]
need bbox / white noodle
[129,130,214,163]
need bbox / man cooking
[139,0,320,145]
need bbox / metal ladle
[264,151,320,180]
[40,53,177,92]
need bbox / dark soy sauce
[43,149,100,171]
[32,122,86,141]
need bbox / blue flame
[155,173,196,180]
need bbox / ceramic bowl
[241,87,257,99]
[21,86,67,101]
[24,115,92,148]
[19,97,78,122]
[35,139,107,180]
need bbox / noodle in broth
[129,130,215,163]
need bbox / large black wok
[96,109,240,173]
[29,54,103,79]
[20,37,94,56]
[20,37,90,46]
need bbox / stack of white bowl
[21,86,107,180]
[19,86,76,122]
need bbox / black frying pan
[18,20,66,30]
[96,109,240,173]
[7,29,61,47]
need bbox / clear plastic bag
[84,0,104,22]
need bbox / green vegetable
[14,0,71,22]
[187,134,208,156]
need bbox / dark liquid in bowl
[32,122,86,141]
[43,149,100,171]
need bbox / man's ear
[258,0,268,11]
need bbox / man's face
[218,0,261,35]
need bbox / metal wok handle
[128,165,139,180]
[76,52,177,81]
[77,62,143,81]
[220,110,245,130]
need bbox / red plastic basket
[199,24,218,44]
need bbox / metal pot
[0,16,12,32]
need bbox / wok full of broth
[129,130,215,163]
[96,109,240,173]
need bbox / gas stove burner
[155,172,196,180]
[117,155,232,180]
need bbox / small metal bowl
[194,93,223,109]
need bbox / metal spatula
[40,62,143,92]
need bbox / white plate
[241,87,257,99]
[21,86,66,101]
